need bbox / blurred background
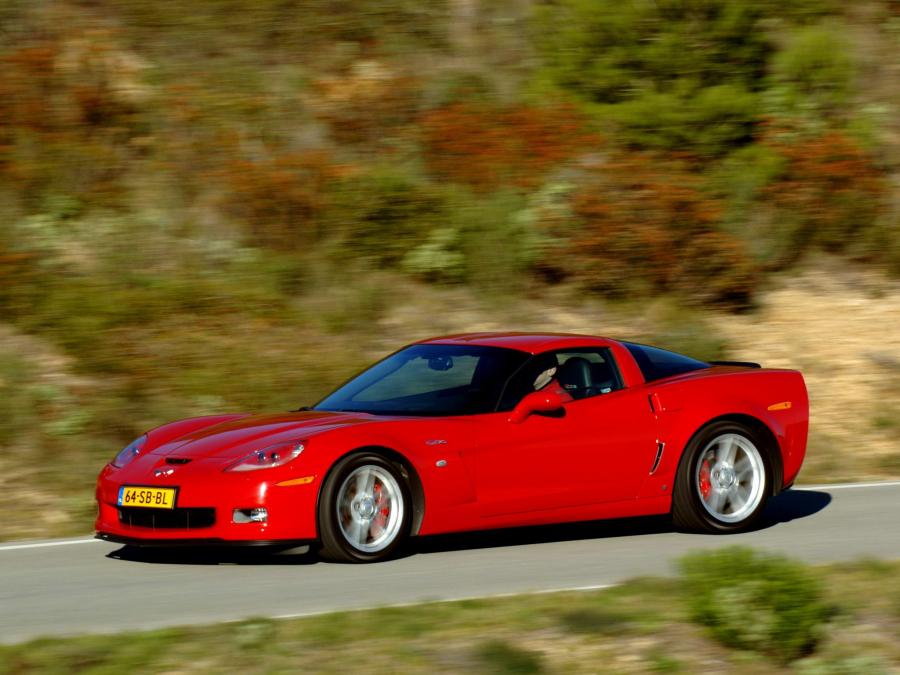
[0,0,898,541]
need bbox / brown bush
[762,128,887,260]
[0,33,141,209]
[312,61,422,145]
[0,245,40,316]
[216,150,340,250]
[420,102,592,190]
[541,153,756,306]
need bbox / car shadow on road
[106,543,316,565]
[105,488,831,565]
[759,488,832,527]
[413,488,832,557]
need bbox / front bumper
[95,460,320,544]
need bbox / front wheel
[672,421,771,533]
[317,453,411,563]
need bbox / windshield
[313,344,530,416]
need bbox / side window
[497,353,558,412]
[621,342,709,382]
[497,347,623,411]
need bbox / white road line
[0,538,98,552]
[795,480,900,491]
[272,583,615,621]
[1,480,897,553]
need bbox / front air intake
[118,507,214,529]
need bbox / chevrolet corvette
[95,333,809,562]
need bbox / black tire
[317,452,411,563]
[672,420,772,533]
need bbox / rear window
[622,342,710,383]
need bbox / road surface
[1,481,898,644]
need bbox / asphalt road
[1,481,898,645]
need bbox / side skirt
[418,495,671,536]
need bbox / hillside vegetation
[1,0,899,539]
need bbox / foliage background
[0,0,899,539]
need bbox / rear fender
[637,371,807,499]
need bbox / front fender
[303,418,481,536]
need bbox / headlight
[112,435,147,468]
[226,441,305,472]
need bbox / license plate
[117,486,177,509]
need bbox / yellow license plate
[117,486,177,509]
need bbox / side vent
[165,457,192,465]
[649,442,664,475]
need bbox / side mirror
[508,390,565,424]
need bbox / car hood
[148,411,379,459]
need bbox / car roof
[417,332,618,354]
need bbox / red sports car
[96,333,809,562]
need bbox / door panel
[476,388,657,517]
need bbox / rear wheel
[672,421,771,533]
[317,453,411,563]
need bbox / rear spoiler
[708,360,761,369]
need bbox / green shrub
[532,0,838,155]
[458,190,538,294]
[558,607,632,635]
[707,144,788,265]
[328,168,452,266]
[533,0,770,103]
[679,547,831,662]
[476,640,544,675]
[0,352,39,446]
[113,0,449,58]
[401,226,466,282]
[771,24,856,116]
[606,84,759,155]
[795,655,891,675]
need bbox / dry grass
[710,258,900,482]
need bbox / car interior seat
[556,356,595,399]
[588,359,618,394]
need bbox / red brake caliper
[372,483,388,533]
[699,457,712,500]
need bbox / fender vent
[649,442,665,475]
[165,457,192,465]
